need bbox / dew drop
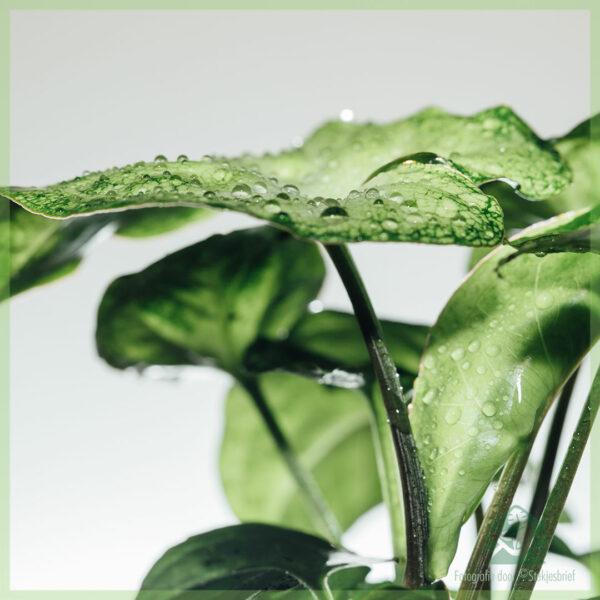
[423,355,435,369]
[535,291,554,309]
[382,218,399,232]
[485,344,500,357]
[468,340,480,353]
[320,206,348,218]
[451,348,465,361]
[154,154,167,163]
[283,184,299,197]
[476,365,486,375]
[253,182,268,194]
[232,183,251,199]
[389,192,404,203]
[422,389,436,405]
[444,407,462,425]
[264,200,281,214]
[340,108,354,122]
[176,154,188,163]
[366,188,379,200]
[213,168,231,183]
[462,361,471,370]
[493,420,503,430]
[482,402,497,417]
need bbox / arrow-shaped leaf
[410,210,600,580]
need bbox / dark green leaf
[245,310,429,387]
[96,227,324,374]
[2,201,214,297]
[410,211,600,579]
[220,372,380,538]
[137,523,372,600]
[5,201,112,296]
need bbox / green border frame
[0,3,596,599]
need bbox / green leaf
[137,523,372,600]
[252,105,569,199]
[220,371,380,538]
[96,226,324,374]
[245,310,429,387]
[549,114,600,213]
[2,201,214,297]
[498,205,600,267]
[5,201,112,296]
[115,206,211,238]
[410,211,600,580]
[8,105,578,247]
[1,162,503,246]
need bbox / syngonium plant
[3,106,600,599]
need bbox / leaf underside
[410,210,600,580]
[96,227,324,374]
[3,106,574,247]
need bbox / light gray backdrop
[9,9,591,593]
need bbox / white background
[9,9,592,593]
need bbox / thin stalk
[325,244,429,588]
[510,368,600,600]
[516,370,578,572]
[456,440,534,600]
[238,374,343,544]
[366,385,405,581]
[474,504,491,595]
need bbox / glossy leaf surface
[96,227,324,374]
[220,372,380,538]
[410,211,600,579]
[3,105,573,247]
[137,523,370,600]
[2,162,503,246]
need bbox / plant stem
[325,243,429,588]
[238,374,343,544]
[510,368,600,599]
[366,386,405,581]
[456,440,534,600]
[516,370,578,572]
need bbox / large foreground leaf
[220,372,380,538]
[4,105,575,247]
[2,160,503,246]
[96,227,324,374]
[410,211,600,579]
[137,523,371,600]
